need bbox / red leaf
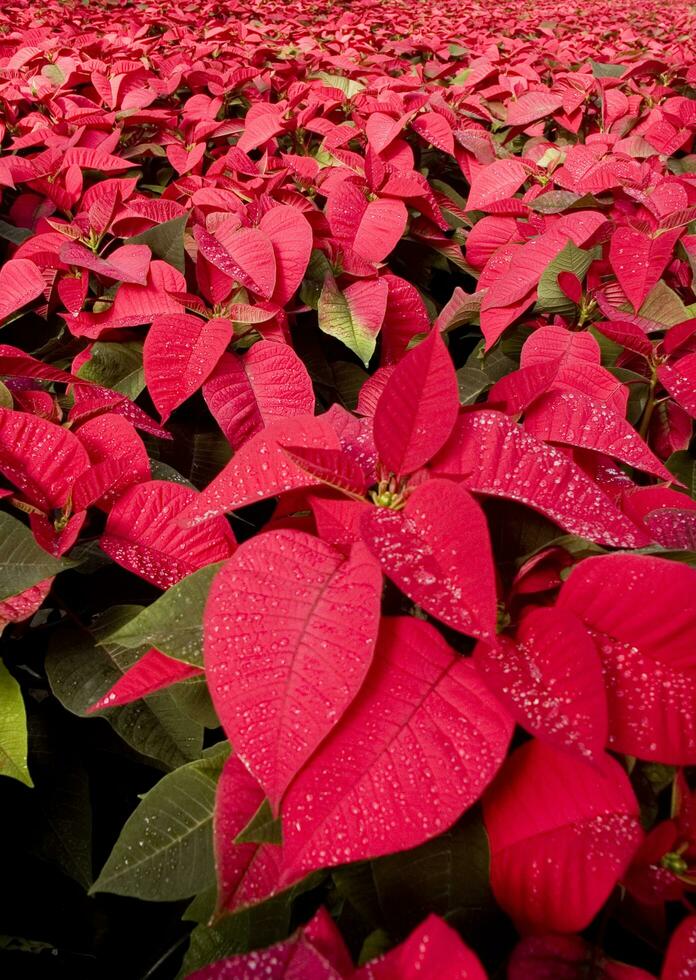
[281,446,369,497]
[361,479,497,641]
[75,413,150,509]
[203,342,314,450]
[144,313,231,422]
[474,606,607,762]
[204,531,382,809]
[185,416,340,523]
[100,480,236,589]
[259,205,314,306]
[506,91,563,127]
[374,329,458,476]
[0,408,89,511]
[483,740,642,933]
[523,390,672,481]
[279,617,512,882]
[326,181,407,263]
[509,935,656,980]
[353,914,487,980]
[213,755,282,915]
[557,554,696,764]
[194,225,276,300]
[87,649,201,712]
[379,275,431,364]
[466,159,529,211]
[0,259,45,322]
[187,935,341,980]
[658,354,696,419]
[431,411,650,548]
[662,916,696,980]
[609,227,682,311]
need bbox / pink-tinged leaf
[506,91,563,127]
[281,446,369,498]
[466,159,529,211]
[323,404,378,481]
[87,649,201,712]
[279,616,512,881]
[59,241,150,285]
[318,276,389,367]
[259,205,313,306]
[430,411,650,549]
[185,416,340,523]
[523,391,672,481]
[483,740,642,934]
[204,342,314,450]
[204,531,382,810]
[662,916,696,980]
[100,480,236,589]
[0,408,89,511]
[509,935,656,980]
[0,579,53,631]
[0,259,45,322]
[213,755,283,915]
[326,182,407,263]
[361,480,497,640]
[354,915,486,980]
[144,313,232,422]
[187,935,341,980]
[474,607,607,762]
[373,329,458,476]
[194,225,276,300]
[609,227,682,311]
[433,288,483,334]
[658,354,696,419]
[558,554,696,764]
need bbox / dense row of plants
[1,0,696,975]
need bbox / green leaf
[0,220,32,245]
[171,677,220,729]
[333,807,491,941]
[0,661,32,787]
[666,451,696,499]
[590,60,628,78]
[127,215,188,274]
[76,340,145,399]
[90,746,228,900]
[638,281,691,327]
[24,708,92,888]
[104,563,223,666]
[312,72,364,98]
[0,512,73,601]
[536,241,596,315]
[178,873,324,976]
[0,381,13,408]
[456,365,489,406]
[46,606,204,770]
[318,276,379,367]
[301,250,335,310]
[234,799,283,845]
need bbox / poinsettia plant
[1,0,696,975]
